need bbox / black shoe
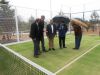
[38,51,41,55]
[34,55,39,58]
[63,46,67,48]
[52,48,55,50]
[38,53,41,55]
[73,48,79,50]
[60,47,62,49]
[48,48,51,51]
[43,50,48,52]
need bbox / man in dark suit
[72,24,82,49]
[57,22,68,49]
[46,20,57,50]
[29,19,41,58]
[39,15,47,52]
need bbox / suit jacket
[57,23,68,37]
[38,20,44,37]
[73,24,82,36]
[46,24,56,38]
[29,22,43,40]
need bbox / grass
[6,34,99,75]
[58,45,100,75]
[0,47,36,75]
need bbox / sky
[6,0,100,21]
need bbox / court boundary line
[0,43,55,75]
[4,37,48,46]
[54,43,100,74]
[4,31,71,46]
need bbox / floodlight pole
[50,0,52,19]
[35,9,37,18]
[83,4,85,21]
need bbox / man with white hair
[39,15,47,52]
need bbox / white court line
[0,43,55,75]
[55,43,100,74]
[4,31,71,46]
[4,37,48,46]
[4,40,32,46]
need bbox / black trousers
[32,39,40,56]
[59,36,66,48]
[40,36,46,51]
[75,35,82,49]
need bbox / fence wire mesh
[0,44,55,75]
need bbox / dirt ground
[0,33,31,44]
[0,29,99,44]
[83,28,100,36]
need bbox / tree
[29,16,35,24]
[28,16,35,30]
[91,10,99,21]
[58,10,64,16]
[0,0,14,18]
[90,10,99,32]
[17,16,29,33]
[0,0,15,40]
[0,0,8,4]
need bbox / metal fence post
[69,8,72,34]
[35,9,37,18]
[50,0,52,19]
[15,6,20,42]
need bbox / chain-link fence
[0,4,100,44]
[0,4,59,44]
[64,9,100,36]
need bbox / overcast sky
[6,0,100,20]
[7,0,100,11]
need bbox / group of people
[29,15,82,58]
[46,20,68,50]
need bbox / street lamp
[50,0,52,18]
[83,4,85,21]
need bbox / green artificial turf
[7,34,100,73]
[58,45,100,75]
[0,47,36,75]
